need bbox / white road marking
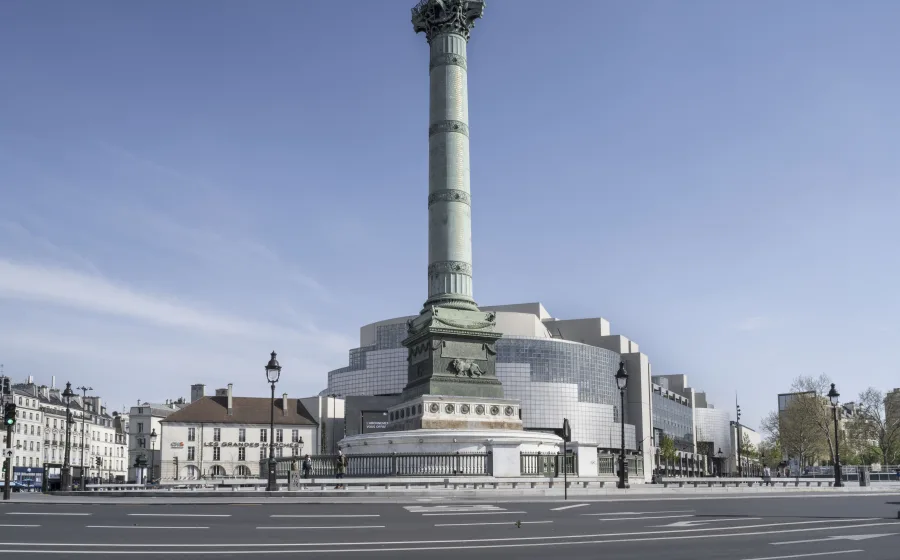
[739,551,864,560]
[0,524,39,527]
[772,533,896,545]
[595,515,695,521]
[0,526,890,554]
[6,512,90,516]
[652,518,761,528]
[436,521,553,527]
[422,511,526,516]
[550,504,589,511]
[4,519,896,548]
[405,505,503,513]
[584,510,695,516]
[127,514,231,518]
[86,526,209,529]
[270,514,380,518]
[255,526,385,530]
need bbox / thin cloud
[0,259,289,338]
[735,316,767,331]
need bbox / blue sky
[1,0,898,429]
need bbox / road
[1,494,899,558]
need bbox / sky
[1,0,898,430]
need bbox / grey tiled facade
[651,390,694,452]
[324,325,637,450]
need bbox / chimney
[27,375,34,385]
[190,384,206,403]
[227,383,233,415]
[282,393,288,416]
[51,376,56,389]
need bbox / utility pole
[3,376,14,501]
[735,395,743,478]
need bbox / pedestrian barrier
[659,477,835,489]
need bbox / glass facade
[694,407,731,458]
[651,388,694,452]
[324,321,637,450]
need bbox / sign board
[361,411,389,434]
[2,449,12,459]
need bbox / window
[137,422,143,434]
[36,443,39,452]
[187,447,195,461]
[277,447,283,458]
[275,429,283,443]
[53,419,57,429]
[213,428,221,442]
[187,428,195,442]
[30,425,34,435]
[260,429,267,443]
[291,429,299,443]
[213,447,221,461]
[29,442,33,451]
[37,427,40,436]
[259,447,266,460]
[238,447,246,461]
[238,429,246,443]
[17,398,21,405]
[138,437,145,448]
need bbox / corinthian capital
[411,0,485,42]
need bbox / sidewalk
[5,484,897,505]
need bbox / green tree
[659,435,677,464]
[740,432,758,459]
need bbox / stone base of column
[402,307,504,401]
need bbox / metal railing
[520,452,576,477]
[261,453,491,478]
[597,453,644,477]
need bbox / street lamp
[77,385,92,490]
[265,351,282,492]
[615,361,629,489]
[827,383,843,488]
[716,448,724,477]
[61,382,75,491]
[149,428,158,484]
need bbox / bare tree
[848,388,900,465]
[789,375,836,463]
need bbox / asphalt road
[1,494,899,559]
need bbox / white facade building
[129,399,187,483]
[10,388,44,486]
[159,384,318,481]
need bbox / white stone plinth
[340,429,563,477]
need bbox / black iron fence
[598,453,644,477]
[260,453,491,478]
[520,452,576,476]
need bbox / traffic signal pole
[3,423,12,501]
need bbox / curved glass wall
[324,322,637,450]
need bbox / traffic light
[96,457,102,468]
[3,404,16,427]
[1,378,9,396]
[736,405,742,422]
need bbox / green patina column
[402,0,505,404]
